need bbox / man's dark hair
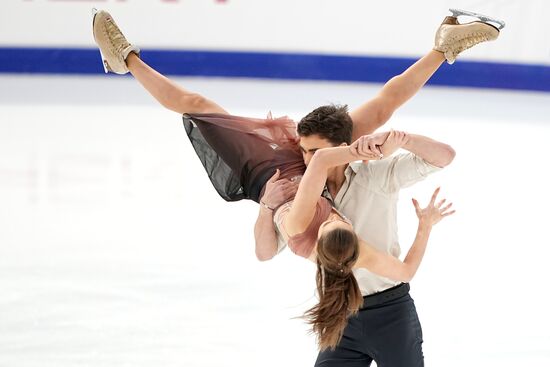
[297,104,353,145]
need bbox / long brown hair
[303,227,363,351]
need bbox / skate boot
[92,8,140,74]
[434,9,505,64]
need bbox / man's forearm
[402,133,456,168]
[254,207,279,261]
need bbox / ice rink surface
[1,74,550,366]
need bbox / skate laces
[102,17,131,62]
[440,23,497,62]
[447,30,494,59]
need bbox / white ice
[1,74,549,367]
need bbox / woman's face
[317,219,353,239]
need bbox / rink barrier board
[0,47,548,92]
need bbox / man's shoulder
[352,152,411,175]
[349,152,420,189]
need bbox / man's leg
[363,292,424,367]
[313,315,374,367]
[314,351,373,367]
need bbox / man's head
[297,105,353,165]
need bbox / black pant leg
[313,314,374,367]
[364,294,424,367]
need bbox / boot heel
[99,50,110,73]
[441,16,459,26]
[449,8,506,30]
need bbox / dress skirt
[182,113,306,203]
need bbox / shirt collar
[347,162,362,174]
[323,162,361,203]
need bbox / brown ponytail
[303,227,363,351]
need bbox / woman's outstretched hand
[412,187,455,227]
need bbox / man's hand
[380,130,409,157]
[260,169,299,209]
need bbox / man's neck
[326,164,348,199]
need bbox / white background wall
[1,0,549,65]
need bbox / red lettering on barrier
[23,0,228,3]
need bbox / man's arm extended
[375,130,455,168]
[401,133,455,168]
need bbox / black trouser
[314,283,424,367]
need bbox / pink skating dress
[183,113,305,203]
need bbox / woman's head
[304,224,363,351]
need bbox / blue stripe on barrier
[1,47,548,92]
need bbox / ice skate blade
[98,51,110,73]
[449,8,505,30]
[92,8,109,73]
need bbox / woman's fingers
[440,202,453,212]
[430,187,440,206]
[358,137,376,156]
[367,139,382,156]
[411,198,420,211]
[442,209,456,217]
[358,140,381,160]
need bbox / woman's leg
[349,50,445,140]
[350,11,502,140]
[126,53,228,115]
[93,9,227,116]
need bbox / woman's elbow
[401,273,414,283]
[398,267,416,283]
[401,269,418,283]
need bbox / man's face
[298,134,339,166]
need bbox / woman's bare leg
[92,10,227,115]
[349,50,445,140]
[350,10,502,140]
[126,53,228,115]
